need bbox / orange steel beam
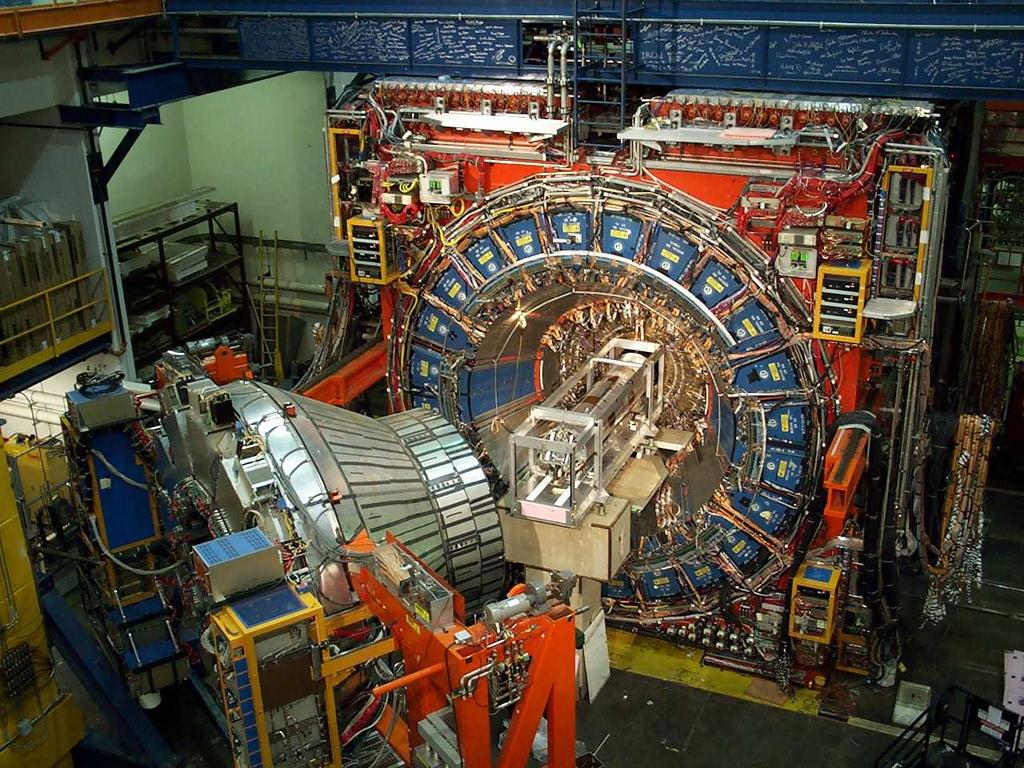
[0,0,162,39]
[300,339,386,406]
[351,539,578,768]
[822,427,869,541]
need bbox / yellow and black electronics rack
[812,260,872,344]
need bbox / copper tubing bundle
[923,414,995,624]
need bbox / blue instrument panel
[600,213,643,260]
[432,267,470,311]
[548,210,592,250]
[498,217,543,260]
[693,262,743,308]
[463,235,507,277]
[646,226,698,282]
[415,305,471,350]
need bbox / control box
[812,260,871,343]
[788,563,841,643]
[65,386,137,431]
[346,217,399,284]
[419,170,460,204]
[193,528,283,603]
[373,542,455,631]
[778,244,817,278]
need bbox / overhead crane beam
[164,1,1024,100]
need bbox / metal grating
[0,643,35,699]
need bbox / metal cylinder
[482,593,533,627]
[223,381,505,611]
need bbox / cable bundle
[923,414,995,625]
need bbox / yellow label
[405,615,421,634]
[419,360,430,376]
[414,603,430,623]
[732,540,746,554]
[742,318,758,336]
[707,276,724,292]
[768,362,781,381]
[610,227,631,240]
[447,281,462,298]
[562,222,581,234]
[477,248,494,265]
[695,566,710,578]
[781,413,791,432]
[427,315,438,332]
[515,233,534,247]
[653,576,669,586]
[660,247,680,263]
[778,460,789,477]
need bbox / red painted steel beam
[300,340,386,406]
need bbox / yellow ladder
[257,230,284,383]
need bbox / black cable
[75,369,125,395]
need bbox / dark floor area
[896,485,1023,706]
[577,670,895,767]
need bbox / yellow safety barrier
[0,268,112,387]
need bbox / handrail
[0,268,112,385]
[0,267,106,314]
[874,705,931,768]
[875,685,1024,768]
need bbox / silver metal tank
[216,381,505,611]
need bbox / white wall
[100,72,335,244]
[98,101,194,216]
[181,73,331,244]
[0,124,107,273]
[0,40,79,121]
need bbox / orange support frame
[822,426,869,541]
[300,339,387,405]
[300,284,394,407]
[350,538,577,768]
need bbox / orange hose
[372,662,445,698]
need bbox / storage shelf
[115,200,251,372]
[124,250,243,290]
[134,306,239,367]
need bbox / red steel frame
[349,535,578,768]
[301,283,395,406]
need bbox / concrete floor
[70,447,1024,767]
[572,471,1024,767]
[577,670,894,767]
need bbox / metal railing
[876,685,1024,768]
[0,267,112,386]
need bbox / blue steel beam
[58,104,161,129]
[162,0,1024,27]
[80,62,195,106]
[165,1,1024,99]
[40,587,181,768]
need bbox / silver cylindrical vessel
[224,381,505,611]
